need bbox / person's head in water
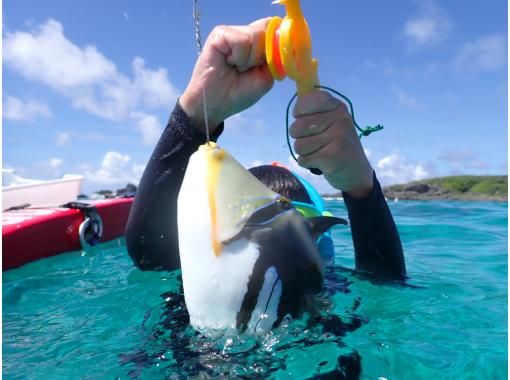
[248,165,312,204]
[249,164,336,263]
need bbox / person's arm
[125,102,223,270]
[343,173,406,280]
[126,18,274,270]
[289,91,406,280]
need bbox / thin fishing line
[202,87,210,143]
[192,0,210,142]
[285,85,384,165]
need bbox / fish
[177,142,346,336]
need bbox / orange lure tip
[265,0,320,96]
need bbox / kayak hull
[2,198,134,271]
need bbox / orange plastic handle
[265,0,319,95]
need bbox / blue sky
[3,0,508,193]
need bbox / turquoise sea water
[3,200,508,379]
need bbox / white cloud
[376,153,429,185]
[55,132,71,147]
[83,151,145,186]
[3,20,116,88]
[405,19,437,45]
[226,112,266,134]
[437,149,490,171]
[392,85,422,110]
[132,57,176,109]
[226,114,246,130]
[287,156,337,194]
[32,157,64,178]
[3,95,52,121]
[54,131,105,147]
[403,0,451,49]
[131,112,163,146]
[453,34,507,73]
[3,19,179,121]
[49,158,63,168]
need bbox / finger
[289,112,336,138]
[253,62,275,92]
[294,132,332,156]
[297,152,323,171]
[221,27,252,70]
[296,141,338,172]
[238,62,274,97]
[247,18,272,65]
[207,26,249,68]
[249,17,273,31]
[209,22,266,72]
[293,90,345,118]
[228,25,266,71]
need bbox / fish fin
[306,216,348,239]
[222,201,285,245]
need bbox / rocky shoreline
[324,176,508,202]
[382,182,507,201]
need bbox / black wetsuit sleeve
[125,101,223,271]
[343,173,406,280]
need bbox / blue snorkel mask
[290,171,333,228]
[290,172,331,217]
[265,162,347,261]
[290,171,339,260]
[267,161,345,224]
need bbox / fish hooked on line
[177,141,347,336]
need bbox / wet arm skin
[343,173,406,281]
[125,102,223,270]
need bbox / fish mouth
[220,195,299,247]
[199,141,221,152]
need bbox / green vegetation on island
[382,175,508,201]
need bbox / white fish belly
[177,151,260,335]
[247,266,282,334]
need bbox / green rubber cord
[285,85,384,166]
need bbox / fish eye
[276,196,292,210]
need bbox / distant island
[324,175,508,201]
[83,177,507,202]
[383,175,507,201]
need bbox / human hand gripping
[180,18,275,134]
[290,91,374,198]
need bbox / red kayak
[2,197,134,271]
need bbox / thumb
[293,90,342,118]
[249,17,273,31]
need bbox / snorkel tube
[266,0,319,96]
